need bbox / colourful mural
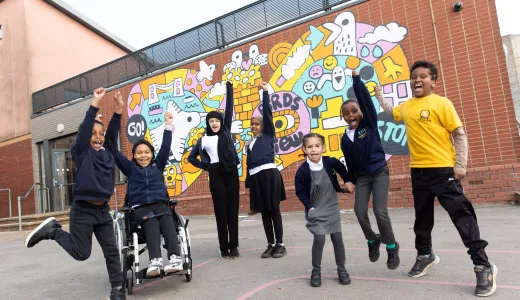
[126,11,411,196]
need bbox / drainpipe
[429,0,447,97]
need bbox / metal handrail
[31,0,363,114]
[0,188,12,217]
[17,183,50,233]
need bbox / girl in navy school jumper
[110,109,182,277]
[245,81,287,259]
[340,70,400,270]
[295,133,351,288]
[188,81,241,259]
[25,88,126,300]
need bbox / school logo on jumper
[357,128,367,139]
[419,110,431,122]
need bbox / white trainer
[146,258,163,277]
[164,254,183,274]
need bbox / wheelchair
[112,195,193,295]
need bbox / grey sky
[62,0,519,49]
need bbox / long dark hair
[300,132,326,157]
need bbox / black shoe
[368,235,382,262]
[386,243,400,270]
[24,217,61,248]
[408,253,440,278]
[474,263,498,297]
[261,245,274,258]
[310,273,321,287]
[109,287,126,300]
[230,248,240,259]
[220,250,230,259]
[338,272,351,285]
[272,244,287,258]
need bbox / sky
[62,0,520,50]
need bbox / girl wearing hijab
[188,81,241,259]
[245,82,287,259]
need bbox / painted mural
[126,11,411,196]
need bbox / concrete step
[0,211,70,232]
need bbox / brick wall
[3,0,519,218]
[0,136,36,218]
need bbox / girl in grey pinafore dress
[295,133,351,287]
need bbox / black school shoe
[109,287,126,300]
[408,252,440,278]
[230,248,240,259]
[338,272,351,285]
[474,263,498,297]
[261,245,274,258]
[24,217,61,248]
[368,234,382,262]
[272,244,287,258]
[310,273,321,287]
[386,242,400,270]
[220,249,230,259]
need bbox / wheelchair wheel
[114,218,126,273]
[184,226,193,282]
[127,270,133,295]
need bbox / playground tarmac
[1,204,519,300]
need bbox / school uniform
[295,156,349,277]
[245,90,286,246]
[393,93,489,266]
[188,82,240,255]
[112,124,179,261]
[340,75,396,245]
[53,105,122,288]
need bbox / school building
[1,0,519,222]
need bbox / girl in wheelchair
[111,111,182,277]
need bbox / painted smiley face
[303,81,317,94]
[309,65,324,79]
[323,56,338,70]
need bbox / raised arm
[352,72,378,128]
[104,91,133,175]
[374,86,394,114]
[188,139,209,170]
[259,82,275,137]
[71,88,105,155]
[155,112,174,171]
[223,81,234,130]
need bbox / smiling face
[411,67,436,98]
[90,122,105,151]
[302,136,325,164]
[323,56,338,70]
[250,117,263,137]
[208,118,221,133]
[134,144,153,167]
[342,101,362,129]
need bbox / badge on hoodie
[358,128,367,139]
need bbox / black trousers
[411,168,490,266]
[261,207,283,245]
[312,232,347,275]
[208,164,240,252]
[131,203,180,261]
[54,201,123,288]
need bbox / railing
[0,188,12,217]
[18,183,50,233]
[32,0,361,114]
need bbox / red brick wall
[4,0,518,217]
[0,137,36,218]
[98,0,520,215]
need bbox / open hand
[259,81,268,91]
[165,111,174,125]
[352,70,359,77]
[114,91,124,113]
[345,182,355,193]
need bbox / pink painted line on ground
[235,275,520,300]
[243,246,520,254]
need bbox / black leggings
[261,207,283,245]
